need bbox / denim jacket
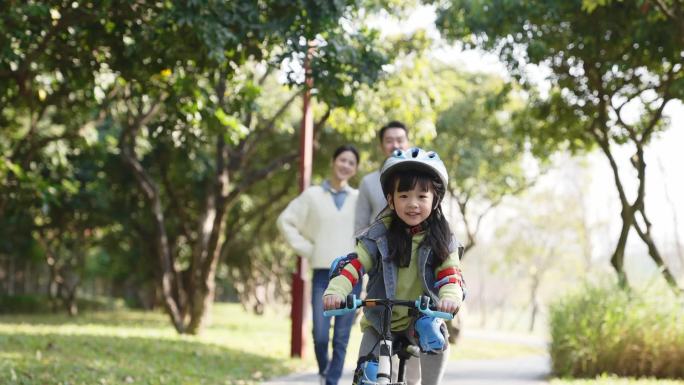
[357,219,463,333]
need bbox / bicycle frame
[324,295,453,385]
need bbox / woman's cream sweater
[277,185,358,269]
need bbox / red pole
[299,46,314,191]
[291,42,315,358]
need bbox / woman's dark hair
[332,144,360,164]
[385,170,451,267]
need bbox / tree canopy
[436,0,684,290]
[1,0,397,332]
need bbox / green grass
[449,337,545,360]
[0,304,310,385]
[551,374,684,384]
[1,303,548,384]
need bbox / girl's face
[388,180,435,226]
[332,150,358,182]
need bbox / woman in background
[277,144,363,385]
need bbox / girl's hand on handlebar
[323,294,344,310]
[437,298,459,314]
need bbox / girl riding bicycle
[323,147,466,385]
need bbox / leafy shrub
[549,281,684,379]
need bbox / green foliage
[434,0,684,289]
[0,0,396,322]
[435,71,529,201]
[435,0,684,156]
[327,56,467,171]
[327,52,533,205]
[549,281,684,379]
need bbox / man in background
[355,121,410,233]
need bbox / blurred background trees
[1,0,683,345]
[435,0,684,291]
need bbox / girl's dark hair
[332,144,360,164]
[385,170,451,267]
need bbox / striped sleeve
[434,250,465,304]
[324,242,375,298]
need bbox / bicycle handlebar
[323,295,454,320]
[323,296,363,317]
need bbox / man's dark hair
[378,121,408,143]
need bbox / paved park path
[263,330,551,385]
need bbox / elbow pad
[434,267,467,301]
[328,253,364,286]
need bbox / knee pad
[352,355,378,385]
[414,315,448,353]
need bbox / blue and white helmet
[380,147,449,198]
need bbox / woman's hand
[437,298,459,314]
[323,294,344,310]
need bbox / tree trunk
[64,283,78,316]
[150,195,186,332]
[594,126,634,288]
[611,208,633,288]
[119,107,186,333]
[187,136,230,334]
[633,208,682,292]
[591,66,680,292]
[632,142,679,291]
[187,268,218,332]
[529,272,540,332]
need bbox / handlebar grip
[415,297,454,320]
[323,294,362,317]
[419,307,454,320]
[323,308,354,317]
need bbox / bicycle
[324,294,454,385]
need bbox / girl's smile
[388,183,435,226]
